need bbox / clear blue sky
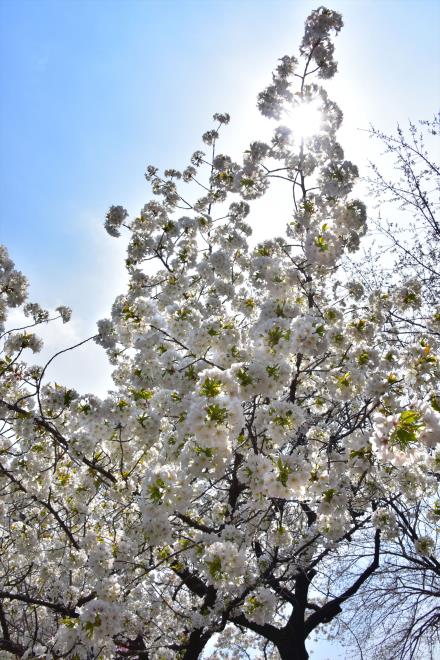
[0,1,439,656]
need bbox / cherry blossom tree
[1,7,439,660]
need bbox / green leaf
[314,235,328,252]
[130,388,154,402]
[393,428,416,448]
[236,368,253,387]
[205,404,228,424]
[267,326,285,348]
[200,377,223,398]
[357,351,369,365]
[323,488,336,503]
[400,410,421,424]
[206,556,223,580]
[194,445,213,458]
[277,458,291,487]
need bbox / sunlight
[287,100,323,140]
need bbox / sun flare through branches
[288,100,323,140]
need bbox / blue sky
[1,1,439,656]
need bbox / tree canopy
[0,7,439,660]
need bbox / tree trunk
[276,636,309,660]
[181,628,211,660]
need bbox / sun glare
[287,101,323,140]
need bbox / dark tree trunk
[276,636,309,660]
[181,628,210,660]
